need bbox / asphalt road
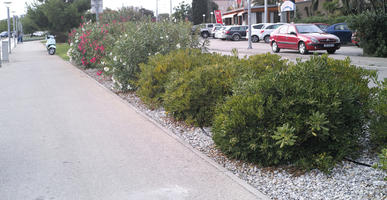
[208,38,387,81]
[0,41,266,200]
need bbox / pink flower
[99,45,105,52]
[78,44,82,51]
[90,57,96,63]
[97,70,103,76]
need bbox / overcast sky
[0,0,192,20]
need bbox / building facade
[213,0,235,13]
[220,0,317,25]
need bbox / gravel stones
[81,67,386,200]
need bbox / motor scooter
[46,35,56,55]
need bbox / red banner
[215,10,222,24]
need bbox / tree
[192,0,208,24]
[323,0,340,14]
[173,2,192,22]
[192,0,219,24]
[23,0,90,41]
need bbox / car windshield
[315,24,328,30]
[296,25,323,33]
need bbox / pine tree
[192,0,208,24]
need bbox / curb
[64,59,270,200]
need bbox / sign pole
[248,0,252,49]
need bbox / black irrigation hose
[200,127,210,137]
[344,157,372,167]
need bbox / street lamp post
[248,0,252,49]
[210,12,213,23]
[12,12,16,48]
[4,1,12,54]
[203,14,205,23]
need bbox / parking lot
[207,38,387,81]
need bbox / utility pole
[170,0,172,19]
[156,0,159,21]
[248,0,252,49]
[264,0,268,23]
[13,15,16,48]
[7,6,11,54]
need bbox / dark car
[270,24,341,54]
[225,25,248,41]
[324,23,352,44]
[0,31,8,37]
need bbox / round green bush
[212,55,376,171]
[137,49,235,108]
[370,79,387,150]
[162,63,237,127]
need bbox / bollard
[2,41,9,62]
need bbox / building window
[256,12,262,23]
[273,11,280,23]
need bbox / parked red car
[270,24,341,54]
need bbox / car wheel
[298,42,308,55]
[264,35,270,43]
[327,49,336,54]
[232,34,240,41]
[252,35,259,43]
[201,32,209,38]
[272,41,280,53]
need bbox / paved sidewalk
[0,41,267,200]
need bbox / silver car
[249,23,270,43]
[214,26,229,40]
[258,23,286,43]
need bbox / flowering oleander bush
[68,17,201,91]
[104,20,201,91]
[67,19,121,69]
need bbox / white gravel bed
[82,68,386,200]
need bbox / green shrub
[138,51,287,126]
[374,148,387,179]
[137,49,231,108]
[370,79,387,150]
[162,63,237,126]
[348,11,387,57]
[212,55,376,171]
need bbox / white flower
[113,56,117,61]
[70,42,74,46]
[109,52,113,56]
[166,35,169,39]
[104,67,109,72]
[101,61,105,65]
[123,62,127,65]
[155,52,160,55]
[160,36,163,39]
[176,43,181,49]
[125,34,128,37]
[148,53,151,56]
[120,59,123,63]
